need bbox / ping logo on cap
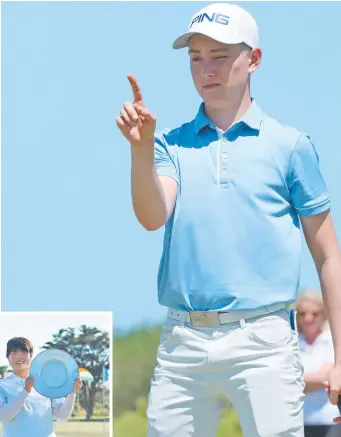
[190,13,230,28]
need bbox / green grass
[0,420,110,437]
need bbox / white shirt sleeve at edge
[324,330,335,363]
[0,389,29,424]
[53,393,76,423]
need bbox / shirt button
[222,152,228,160]
[221,168,227,174]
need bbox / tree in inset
[43,325,109,420]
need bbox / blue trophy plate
[30,349,79,399]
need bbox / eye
[191,57,201,62]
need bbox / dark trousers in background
[305,425,341,437]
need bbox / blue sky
[2,1,341,331]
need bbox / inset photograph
[0,311,112,437]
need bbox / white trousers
[147,308,305,437]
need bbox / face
[8,349,32,374]
[188,34,261,109]
[297,299,325,338]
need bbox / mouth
[16,361,24,364]
[202,84,220,90]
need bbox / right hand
[24,376,35,393]
[116,74,156,147]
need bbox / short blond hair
[293,289,329,332]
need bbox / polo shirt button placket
[220,137,229,189]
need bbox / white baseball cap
[172,3,259,50]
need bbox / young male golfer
[116,3,341,436]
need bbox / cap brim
[172,32,198,49]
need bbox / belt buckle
[189,311,220,328]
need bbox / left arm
[52,377,82,423]
[301,210,341,404]
[52,393,76,423]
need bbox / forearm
[131,144,168,231]
[304,372,326,393]
[319,254,341,364]
[53,393,76,423]
[0,390,28,424]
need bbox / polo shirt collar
[194,102,214,133]
[299,330,331,350]
[194,99,264,134]
[242,99,264,131]
[3,372,25,387]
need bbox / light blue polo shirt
[0,373,69,437]
[154,100,330,312]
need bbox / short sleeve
[323,332,335,363]
[154,132,179,184]
[288,134,330,216]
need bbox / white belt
[167,302,289,328]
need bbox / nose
[201,60,216,78]
[303,313,315,324]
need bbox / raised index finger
[127,74,144,105]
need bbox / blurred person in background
[296,290,341,437]
[0,337,82,437]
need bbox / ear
[249,48,262,73]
